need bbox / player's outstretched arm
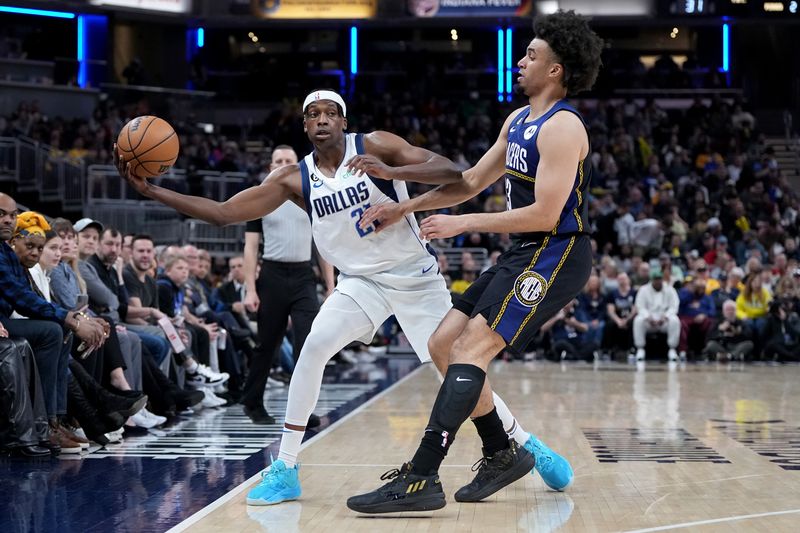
[419,111,585,240]
[359,108,523,232]
[115,146,300,226]
[346,131,462,185]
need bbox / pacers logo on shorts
[513,271,548,307]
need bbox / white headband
[302,90,347,118]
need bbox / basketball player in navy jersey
[113,89,568,507]
[350,10,603,512]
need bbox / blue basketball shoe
[523,435,573,491]
[246,459,301,505]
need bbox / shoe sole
[246,487,301,506]
[19,451,52,458]
[346,494,446,514]
[59,446,83,454]
[454,452,536,502]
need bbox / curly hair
[533,10,604,95]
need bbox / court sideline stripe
[624,508,800,532]
[166,364,427,533]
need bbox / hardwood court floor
[180,361,800,532]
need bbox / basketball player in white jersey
[240,144,334,426]
[113,89,571,507]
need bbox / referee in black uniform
[241,145,334,424]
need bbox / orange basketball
[117,116,179,178]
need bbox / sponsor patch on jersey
[523,124,539,140]
[513,271,548,307]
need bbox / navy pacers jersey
[504,100,591,242]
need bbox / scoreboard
[664,0,799,16]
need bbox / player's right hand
[112,143,150,196]
[244,291,260,313]
[360,202,406,233]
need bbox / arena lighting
[722,23,729,72]
[505,27,513,102]
[197,27,204,48]
[77,15,86,87]
[0,5,75,18]
[350,26,357,75]
[497,28,504,102]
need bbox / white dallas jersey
[300,133,434,276]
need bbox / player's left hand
[345,154,395,180]
[419,214,468,240]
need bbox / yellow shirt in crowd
[735,288,772,320]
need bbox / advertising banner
[407,0,532,17]
[252,0,378,18]
[89,0,193,13]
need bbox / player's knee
[296,334,335,369]
[449,327,503,366]
[428,331,450,369]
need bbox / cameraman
[541,300,595,362]
[703,300,753,361]
[762,299,800,362]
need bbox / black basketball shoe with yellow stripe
[346,462,446,514]
[454,439,535,502]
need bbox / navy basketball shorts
[454,235,592,351]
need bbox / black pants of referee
[241,260,320,410]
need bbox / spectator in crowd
[214,255,252,329]
[47,219,140,423]
[692,259,721,295]
[74,222,154,420]
[603,272,637,357]
[659,252,684,287]
[677,277,716,359]
[703,299,754,361]
[0,330,51,456]
[633,268,680,361]
[576,274,605,353]
[0,201,107,453]
[450,268,477,295]
[631,261,651,289]
[598,256,619,294]
[121,234,134,264]
[774,268,800,306]
[122,235,171,365]
[49,218,87,310]
[736,272,772,333]
[761,299,800,362]
[157,254,229,408]
[182,245,245,399]
[122,234,205,413]
[711,266,744,314]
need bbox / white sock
[492,393,531,445]
[277,428,304,468]
[186,360,199,373]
